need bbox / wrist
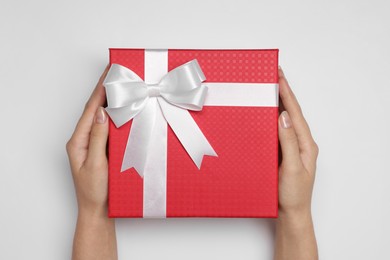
[278,208,313,229]
[78,205,110,222]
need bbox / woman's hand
[67,65,109,216]
[66,65,117,260]
[278,66,319,218]
[274,67,319,260]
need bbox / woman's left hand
[66,65,117,260]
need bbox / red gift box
[107,49,279,218]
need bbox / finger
[84,107,109,169]
[67,65,110,168]
[75,64,109,138]
[278,96,286,114]
[278,111,303,172]
[278,67,315,153]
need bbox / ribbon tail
[157,98,217,169]
[121,99,157,176]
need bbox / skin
[275,67,319,260]
[66,65,117,260]
[66,65,318,260]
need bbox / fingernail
[280,111,292,129]
[95,107,107,124]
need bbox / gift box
[105,48,279,218]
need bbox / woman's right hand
[274,66,319,260]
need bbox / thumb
[278,111,301,168]
[86,107,109,165]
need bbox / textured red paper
[108,49,279,218]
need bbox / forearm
[72,208,117,260]
[274,210,318,260]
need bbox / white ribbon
[104,59,218,175]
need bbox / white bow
[104,60,217,176]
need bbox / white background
[1,0,389,259]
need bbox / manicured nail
[96,107,107,124]
[280,111,292,129]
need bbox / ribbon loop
[159,59,207,111]
[103,60,217,175]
